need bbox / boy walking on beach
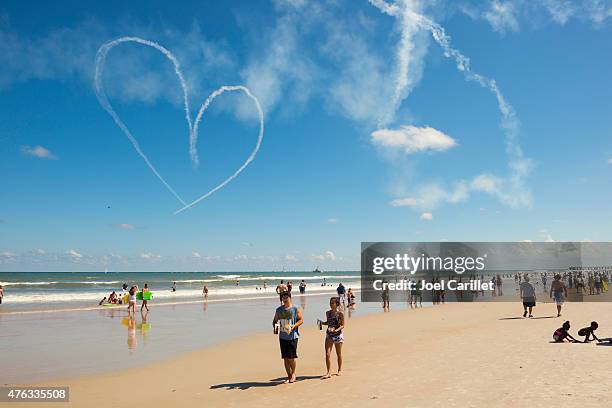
[550,275,568,317]
[272,291,303,384]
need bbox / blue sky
[1,0,612,271]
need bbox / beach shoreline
[8,300,612,407]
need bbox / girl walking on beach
[320,297,345,379]
[127,286,137,314]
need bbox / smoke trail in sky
[94,37,265,213]
[94,37,189,207]
[369,0,530,206]
[175,85,264,214]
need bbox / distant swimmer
[0,285,3,305]
[299,280,306,294]
[336,282,346,304]
[203,285,209,299]
[172,281,177,292]
[276,280,288,302]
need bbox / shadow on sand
[499,316,556,320]
[210,375,322,390]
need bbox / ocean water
[0,271,361,311]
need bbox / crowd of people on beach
[517,270,610,318]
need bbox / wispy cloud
[67,249,83,259]
[483,0,520,33]
[327,218,338,224]
[0,17,235,107]
[461,0,612,30]
[140,252,161,260]
[420,212,433,220]
[285,254,298,261]
[1,251,16,258]
[109,223,137,230]
[313,250,337,261]
[371,125,457,154]
[20,145,56,159]
[192,251,202,258]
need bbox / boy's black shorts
[279,338,298,359]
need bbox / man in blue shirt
[272,291,304,383]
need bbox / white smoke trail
[94,37,189,207]
[369,0,530,205]
[94,37,265,212]
[175,85,264,214]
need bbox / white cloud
[140,252,161,260]
[461,0,612,29]
[390,182,468,209]
[21,145,56,159]
[313,250,337,261]
[371,126,457,154]
[544,234,556,242]
[390,197,422,207]
[327,218,338,224]
[110,223,135,230]
[1,251,16,258]
[238,2,318,119]
[484,0,520,33]
[420,212,433,220]
[390,172,532,211]
[67,249,83,259]
[541,0,575,24]
[36,249,46,255]
[192,251,202,258]
[285,254,298,261]
[608,157,612,165]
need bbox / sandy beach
[14,300,610,407]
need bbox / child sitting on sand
[552,321,578,343]
[578,321,601,343]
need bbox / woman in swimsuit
[321,297,345,379]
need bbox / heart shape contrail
[94,36,264,214]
